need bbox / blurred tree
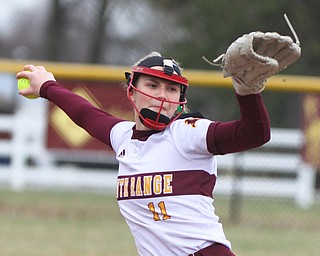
[2,0,319,73]
[87,0,109,63]
[150,0,317,75]
[44,0,107,62]
[148,0,318,126]
[45,0,67,61]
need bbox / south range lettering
[117,174,173,199]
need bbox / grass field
[0,188,319,256]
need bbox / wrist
[232,77,266,96]
[39,80,59,99]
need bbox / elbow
[252,116,271,147]
[262,120,271,145]
[264,129,271,144]
[251,127,271,148]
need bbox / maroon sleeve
[206,93,270,155]
[40,80,124,148]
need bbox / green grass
[0,188,319,256]
[215,196,320,256]
[226,226,320,256]
[0,189,137,256]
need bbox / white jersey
[110,117,231,256]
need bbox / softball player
[17,52,271,256]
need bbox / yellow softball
[17,76,38,99]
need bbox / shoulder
[168,118,214,155]
[111,121,135,134]
[173,111,213,132]
[110,121,135,149]
[170,117,213,132]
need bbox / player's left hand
[203,14,301,96]
[223,31,301,95]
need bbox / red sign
[46,80,133,152]
[302,93,320,168]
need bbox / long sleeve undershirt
[206,93,270,155]
[40,81,270,155]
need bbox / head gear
[125,55,189,130]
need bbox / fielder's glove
[203,14,301,95]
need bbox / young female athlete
[16,51,271,256]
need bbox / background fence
[0,106,316,208]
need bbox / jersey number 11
[148,201,171,221]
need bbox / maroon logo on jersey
[184,118,200,128]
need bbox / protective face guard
[127,66,189,131]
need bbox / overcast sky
[0,0,41,37]
[0,1,47,99]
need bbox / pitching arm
[40,81,124,147]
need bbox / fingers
[16,71,29,79]
[16,64,56,99]
[18,86,33,97]
[36,66,46,71]
[23,64,35,71]
[22,64,47,73]
[16,64,33,79]
[16,65,47,79]
[252,32,298,63]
